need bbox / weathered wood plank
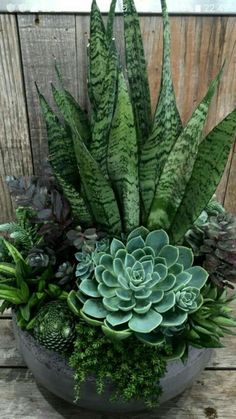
[0,319,24,367]
[17,14,78,175]
[224,150,236,214]
[0,368,235,418]
[0,14,33,222]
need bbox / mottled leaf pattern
[54,172,92,225]
[107,71,140,233]
[68,118,121,234]
[51,84,91,147]
[140,0,182,218]
[89,0,109,108]
[36,86,80,189]
[123,0,152,147]
[170,109,236,243]
[148,66,224,231]
[90,43,118,176]
[107,0,117,41]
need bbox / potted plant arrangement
[0,0,236,412]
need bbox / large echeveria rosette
[76,227,208,344]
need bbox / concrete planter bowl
[12,314,212,413]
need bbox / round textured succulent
[33,301,76,353]
[26,247,56,268]
[75,239,110,281]
[55,262,74,285]
[75,227,208,344]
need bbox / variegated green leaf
[51,83,91,147]
[73,136,121,235]
[170,108,236,243]
[54,172,93,225]
[107,0,117,41]
[107,71,140,233]
[123,0,152,147]
[89,0,109,108]
[37,86,80,188]
[90,43,118,175]
[148,66,224,231]
[140,0,182,218]
[63,107,121,234]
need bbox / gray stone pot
[12,314,212,413]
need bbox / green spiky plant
[37,0,236,243]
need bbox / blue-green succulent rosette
[71,227,208,345]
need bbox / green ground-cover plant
[69,322,168,408]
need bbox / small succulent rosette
[72,227,208,345]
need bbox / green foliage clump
[184,282,236,348]
[0,207,41,254]
[0,240,68,328]
[69,322,167,408]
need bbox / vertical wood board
[17,14,78,175]
[0,14,33,221]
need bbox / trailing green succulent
[184,282,236,348]
[70,322,167,408]
[68,227,208,344]
[37,0,236,242]
[33,300,76,353]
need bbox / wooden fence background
[0,13,236,222]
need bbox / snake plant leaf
[148,65,224,231]
[123,0,152,147]
[89,0,109,108]
[52,76,91,147]
[71,124,122,235]
[107,0,117,41]
[90,42,118,175]
[140,0,182,218]
[53,171,92,225]
[37,86,80,188]
[107,71,140,233]
[170,108,236,243]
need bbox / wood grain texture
[224,150,236,213]
[0,13,235,218]
[0,368,235,418]
[17,14,78,175]
[0,14,33,222]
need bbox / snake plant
[37,0,236,243]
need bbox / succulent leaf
[123,0,152,147]
[107,71,140,233]
[170,108,236,243]
[140,0,182,217]
[148,66,224,231]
